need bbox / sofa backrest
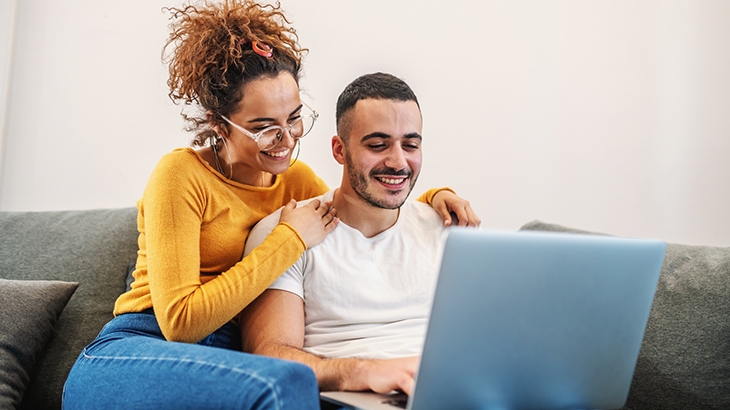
[0,207,139,410]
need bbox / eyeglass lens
[258,115,316,150]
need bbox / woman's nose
[279,127,296,149]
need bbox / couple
[63,1,479,409]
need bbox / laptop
[320,228,666,410]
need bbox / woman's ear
[207,110,228,138]
[331,135,346,165]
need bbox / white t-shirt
[244,190,448,359]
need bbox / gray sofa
[1,208,138,410]
[0,208,728,409]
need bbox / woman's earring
[220,136,234,180]
[211,134,232,180]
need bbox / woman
[63,1,480,409]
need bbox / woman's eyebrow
[289,104,304,117]
[246,104,303,124]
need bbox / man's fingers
[393,367,416,396]
[399,377,415,397]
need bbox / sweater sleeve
[140,154,309,343]
[416,187,456,205]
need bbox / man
[240,72,478,396]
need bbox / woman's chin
[259,152,292,174]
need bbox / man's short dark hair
[335,72,420,139]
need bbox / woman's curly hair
[163,0,306,146]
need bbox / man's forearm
[253,342,368,391]
[239,289,418,394]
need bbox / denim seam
[81,350,283,410]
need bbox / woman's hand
[431,190,481,227]
[279,199,339,248]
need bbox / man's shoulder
[402,199,443,223]
[253,208,283,235]
[252,191,333,236]
[398,200,446,237]
[296,190,333,207]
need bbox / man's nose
[384,146,408,170]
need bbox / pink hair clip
[251,40,273,58]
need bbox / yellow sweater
[114,148,445,343]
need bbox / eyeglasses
[220,102,319,151]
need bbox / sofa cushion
[0,279,78,410]
[0,207,138,410]
[520,220,730,410]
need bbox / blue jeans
[63,311,319,409]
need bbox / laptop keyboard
[382,394,408,409]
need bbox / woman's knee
[252,359,319,408]
[276,359,317,387]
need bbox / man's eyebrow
[361,132,422,142]
[361,132,392,141]
[246,104,303,124]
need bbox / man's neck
[332,188,400,238]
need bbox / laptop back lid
[409,229,665,410]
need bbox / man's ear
[206,110,228,138]
[331,135,346,165]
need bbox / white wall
[1,0,729,247]
[0,0,18,195]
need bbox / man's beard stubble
[345,154,419,210]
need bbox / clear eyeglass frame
[220,101,319,151]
